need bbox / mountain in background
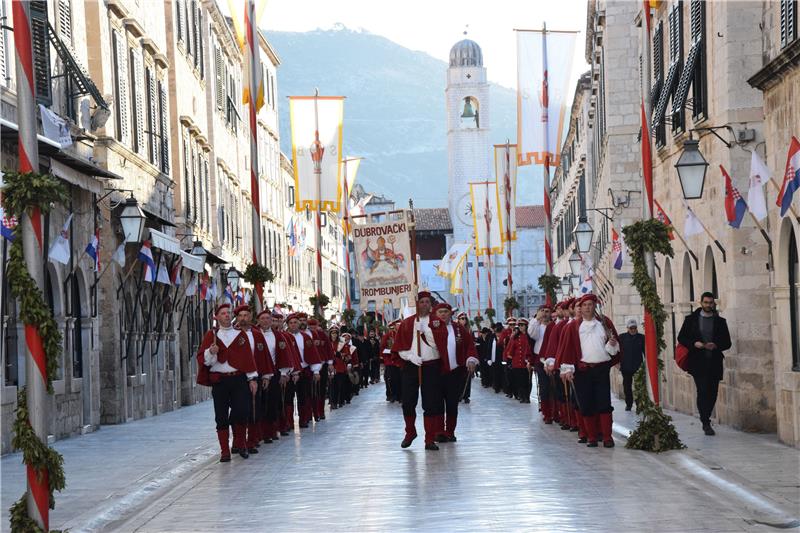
[265,25,542,208]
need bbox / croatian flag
[612,228,624,270]
[1,207,17,241]
[207,279,217,302]
[653,200,675,240]
[224,284,234,304]
[199,274,209,300]
[580,269,593,294]
[777,136,800,217]
[138,241,156,282]
[170,258,182,286]
[722,165,747,228]
[85,230,101,272]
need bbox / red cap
[307,318,319,326]
[456,312,467,319]
[578,293,599,306]
[233,304,251,316]
[256,310,270,319]
[417,291,432,301]
[298,312,308,320]
[271,310,284,319]
[432,302,452,313]
[286,313,300,322]
[215,303,231,315]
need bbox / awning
[142,206,176,228]
[180,250,205,272]
[1,118,122,180]
[147,228,181,254]
[204,247,228,265]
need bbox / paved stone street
[3,382,798,532]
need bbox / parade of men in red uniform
[256,310,295,442]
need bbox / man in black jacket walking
[619,318,644,411]
[677,292,732,435]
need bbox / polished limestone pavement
[116,383,785,533]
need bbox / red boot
[585,415,599,447]
[541,399,553,423]
[600,412,615,447]
[423,416,439,450]
[576,412,587,443]
[401,414,417,448]
[445,413,458,442]
[246,423,260,453]
[232,424,249,457]
[217,428,231,462]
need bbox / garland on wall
[537,273,559,305]
[3,171,69,531]
[622,219,684,452]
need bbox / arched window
[682,252,695,305]
[460,96,479,129]
[704,246,718,301]
[789,229,800,371]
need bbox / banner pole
[311,89,324,318]
[541,23,554,306]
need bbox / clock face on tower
[456,193,474,226]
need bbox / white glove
[487,360,493,366]
[203,348,218,367]
[545,357,556,369]
[560,363,575,375]
[347,364,352,370]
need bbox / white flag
[747,150,770,221]
[684,206,704,237]
[184,272,198,296]
[112,244,126,267]
[494,144,518,241]
[48,213,73,265]
[39,104,73,147]
[469,182,504,256]
[156,257,171,285]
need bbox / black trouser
[401,361,444,417]
[573,364,612,416]
[513,367,531,401]
[266,374,283,424]
[492,363,504,393]
[386,365,402,401]
[332,373,348,407]
[252,380,264,423]
[692,370,720,425]
[622,373,635,408]
[442,367,467,416]
[503,364,514,396]
[535,365,551,401]
[319,362,330,401]
[212,374,250,430]
[371,359,381,381]
[480,361,492,387]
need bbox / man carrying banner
[286,313,322,429]
[557,294,621,448]
[429,303,479,443]
[393,291,444,450]
[196,303,258,462]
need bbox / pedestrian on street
[677,292,732,436]
[393,290,445,450]
[456,312,474,403]
[368,330,381,384]
[619,318,645,411]
[489,322,505,393]
[195,303,258,462]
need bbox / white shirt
[487,338,496,365]
[399,315,439,364]
[203,326,258,379]
[579,319,620,364]
[446,324,458,370]
[530,320,549,354]
[293,331,322,373]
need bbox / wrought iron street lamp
[573,216,594,254]
[190,240,207,263]
[571,274,581,291]
[674,138,708,200]
[227,269,240,292]
[119,195,146,243]
[560,275,571,295]
[568,249,582,276]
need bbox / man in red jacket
[541,300,570,426]
[429,303,479,443]
[256,310,296,442]
[558,293,621,448]
[307,318,333,421]
[527,305,556,421]
[381,321,402,403]
[233,304,276,454]
[286,313,322,429]
[196,303,258,462]
[505,317,534,403]
[392,290,443,450]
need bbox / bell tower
[446,36,491,309]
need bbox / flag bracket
[713,239,727,263]
[588,207,614,222]
[690,126,734,149]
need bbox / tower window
[460,96,479,129]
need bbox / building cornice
[748,39,800,92]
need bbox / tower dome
[449,39,483,68]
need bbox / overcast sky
[231,0,591,89]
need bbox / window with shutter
[672,0,704,119]
[57,0,72,45]
[0,0,6,86]
[191,0,199,66]
[158,80,170,174]
[196,7,204,76]
[204,159,210,230]
[176,0,184,43]
[130,50,145,155]
[112,31,130,145]
[653,3,683,133]
[183,129,191,220]
[781,0,798,48]
[191,141,199,225]
[197,143,204,229]
[669,2,685,133]
[30,1,52,105]
[145,66,158,166]
[214,45,223,110]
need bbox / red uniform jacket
[261,328,298,371]
[504,331,534,369]
[542,319,568,360]
[498,328,513,351]
[380,331,400,366]
[250,328,277,376]
[195,328,257,386]
[333,343,356,374]
[429,319,477,374]
[285,330,322,368]
[310,327,334,363]
[392,314,434,369]
[555,316,622,370]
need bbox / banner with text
[353,212,414,306]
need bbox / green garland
[243,263,274,285]
[341,309,356,328]
[484,307,496,322]
[309,293,330,311]
[473,315,484,329]
[537,273,559,304]
[2,172,68,531]
[503,296,520,317]
[622,219,684,452]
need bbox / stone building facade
[567,0,799,446]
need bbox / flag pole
[465,256,472,316]
[768,177,800,219]
[245,0,263,311]
[484,180,494,313]
[686,205,727,262]
[311,88,324,318]
[541,23,554,306]
[342,162,352,311]
[13,0,50,527]
[504,141,513,305]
